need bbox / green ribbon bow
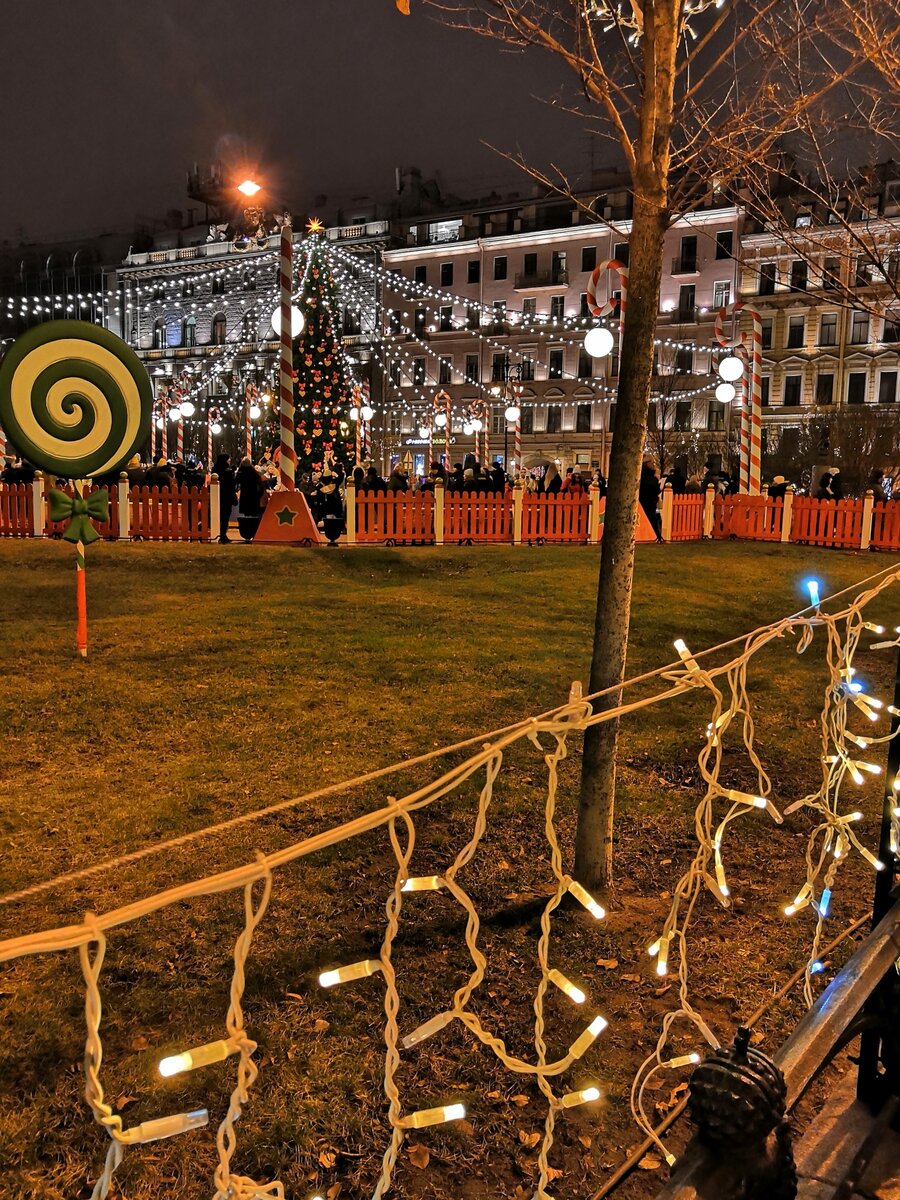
[48,488,109,545]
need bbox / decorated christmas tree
[293,230,356,476]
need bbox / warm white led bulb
[547,969,586,1004]
[319,959,382,988]
[401,1103,466,1129]
[401,876,444,892]
[560,1085,602,1108]
[567,879,606,920]
[569,1015,609,1059]
[159,1039,235,1077]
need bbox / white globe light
[249,403,262,420]
[155,417,164,430]
[270,305,305,337]
[179,400,196,418]
[211,421,223,435]
[462,422,474,435]
[584,326,615,358]
[349,405,359,421]
[360,404,374,421]
[715,382,736,403]
[470,417,483,431]
[505,405,521,422]
[169,404,182,420]
[434,412,448,428]
[418,425,430,438]
[717,354,744,382]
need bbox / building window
[440,262,453,287]
[548,349,564,379]
[464,354,479,384]
[414,264,427,285]
[855,255,869,288]
[523,251,538,277]
[520,354,535,381]
[815,374,834,405]
[467,259,480,284]
[413,307,427,337]
[647,402,658,431]
[551,250,567,280]
[581,246,597,273]
[847,371,867,404]
[715,230,734,259]
[882,315,900,343]
[674,401,692,431]
[577,349,593,378]
[675,347,693,373]
[712,280,730,310]
[384,410,400,437]
[242,270,254,292]
[580,293,590,318]
[389,361,402,387]
[758,262,777,295]
[211,276,225,295]
[493,255,508,281]
[491,408,505,436]
[678,235,697,272]
[523,297,537,320]
[819,313,838,346]
[678,284,695,320]
[182,315,196,347]
[438,356,452,385]
[343,306,361,336]
[613,242,630,267]
[520,407,534,435]
[413,358,426,386]
[790,260,808,291]
[576,403,592,432]
[761,318,773,350]
[850,311,870,344]
[707,401,725,431]
[439,305,453,332]
[760,377,771,407]
[546,405,562,433]
[466,306,480,330]
[878,371,898,403]
[491,352,507,382]
[492,300,506,331]
[152,318,167,349]
[822,257,841,289]
[786,315,805,349]
[182,280,195,299]
[550,295,565,320]
[210,313,226,345]
[783,375,802,406]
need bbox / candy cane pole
[715,301,762,494]
[738,346,750,494]
[587,259,629,374]
[159,384,168,460]
[150,400,157,461]
[515,410,522,472]
[207,407,215,473]
[245,383,255,461]
[278,220,296,489]
[0,422,6,461]
[482,402,490,468]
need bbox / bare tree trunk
[574,190,668,892]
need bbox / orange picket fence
[870,501,900,552]
[789,496,864,550]
[712,495,783,541]
[444,492,512,543]
[0,483,33,537]
[355,492,435,544]
[129,486,209,542]
[522,493,591,543]
[45,484,119,541]
[669,493,705,541]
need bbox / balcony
[514,269,569,290]
[326,220,390,242]
[671,256,699,275]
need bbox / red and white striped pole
[587,258,629,375]
[207,407,215,473]
[738,345,750,494]
[245,382,257,461]
[278,220,296,489]
[0,423,6,461]
[174,378,184,464]
[150,401,157,462]
[715,301,763,494]
[159,384,168,461]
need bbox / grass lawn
[0,538,898,1200]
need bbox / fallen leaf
[596,958,619,970]
[622,973,642,983]
[408,1143,430,1169]
[639,1154,663,1170]
[115,1094,138,1111]
[313,1019,330,1033]
[518,1130,541,1148]
[327,1186,342,1200]
[318,1148,337,1169]
[546,1166,564,1181]
[129,1034,149,1051]
[578,1134,592,1149]
[511,1094,530,1107]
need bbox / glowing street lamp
[237,179,262,197]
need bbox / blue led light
[805,578,821,607]
[819,887,832,918]
[810,960,825,974]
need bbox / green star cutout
[275,506,297,526]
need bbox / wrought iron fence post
[857,647,900,1108]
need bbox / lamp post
[495,355,524,472]
[434,389,451,470]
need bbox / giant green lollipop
[0,321,153,656]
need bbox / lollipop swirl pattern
[0,321,152,478]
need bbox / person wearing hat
[126,454,145,488]
[144,457,176,489]
[768,475,788,501]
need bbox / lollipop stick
[74,481,88,658]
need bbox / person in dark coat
[668,465,686,495]
[316,471,345,544]
[541,464,562,496]
[768,475,788,502]
[462,468,480,494]
[388,469,409,493]
[489,461,506,493]
[447,463,465,493]
[236,457,266,540]
[639,459,664,542]
[213,453,237,543]
[361,466,387,494]
[126,454,146,488]
[144,457,176,490]
[815,471,834,501]
[830,468,844,501]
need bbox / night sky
[0,0,584,244]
